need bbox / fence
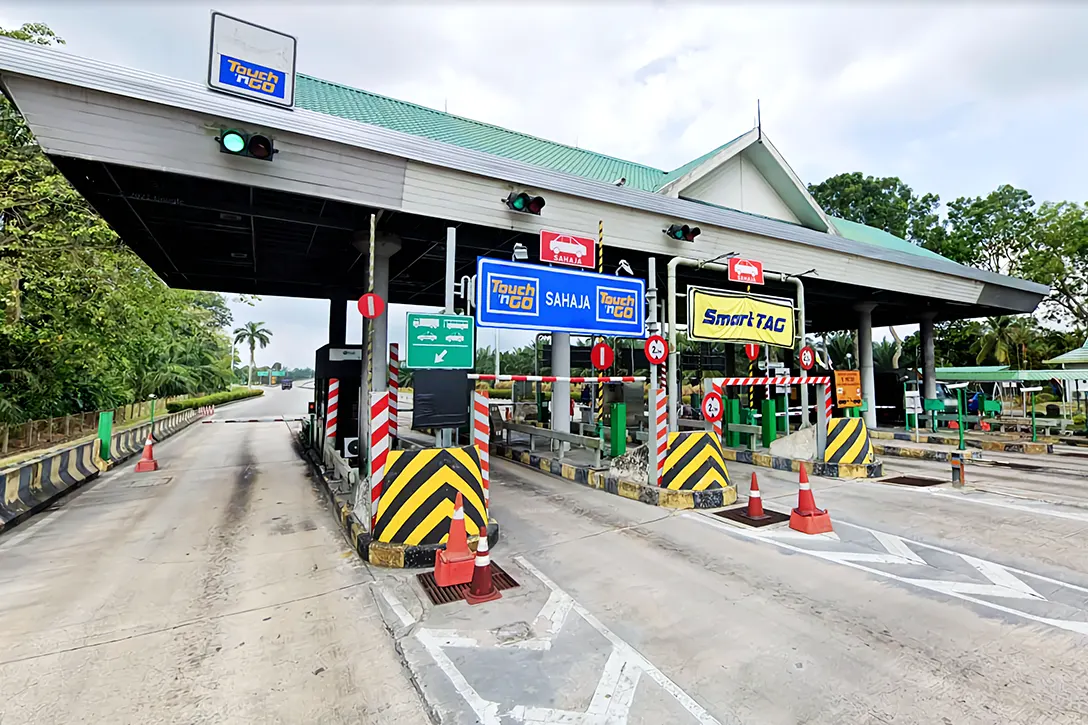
[0,397,185,456]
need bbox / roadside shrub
[166,387,264,413]
[1075,414,1086,427]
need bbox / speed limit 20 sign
[799,345,816,371]
[644,334,668,365]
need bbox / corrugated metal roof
[936,368,1088,381]
[1045,340,1088,365]
[934,366,1010,374]
[296,75,673,191]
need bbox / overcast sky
[4,2,1087,367]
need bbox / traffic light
[216,129,276,161]
[664,224,701,242]
[503,191,546,215]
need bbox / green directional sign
[256,369,269,377]
[406,313,475,369]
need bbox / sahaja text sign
[687,286,795,348]
[476,258,645,337]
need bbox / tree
[972,316,1036,368]
[233,322,272,386]
[808,172,945,249]
[872,339,898,372]
[1015,201,1088,330]
[824,332,857,369]
[946,185,1035,274]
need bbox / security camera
[512,242,529,261]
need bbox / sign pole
[361,213,376,477]
[595,220,605,429]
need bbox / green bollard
[777,393,789,434]
[725,398,740,448]
[761,398,776,449]
[610,402,626,457]
[97,411,114,461]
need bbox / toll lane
[383,456,1088,724]
[0,418,427,725]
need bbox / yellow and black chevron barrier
[662,431,730,491]
[373,445,488,546]
[824,417,874,465]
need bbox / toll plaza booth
[313,344,364,463]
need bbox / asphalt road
[0,401,428,724]
[209,381,315,420]
[378,442,1088,724]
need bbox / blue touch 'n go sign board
[475,258,646,337]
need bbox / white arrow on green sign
[405,313,475,369]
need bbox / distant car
[550,236,587,258]
[281,379,293,390]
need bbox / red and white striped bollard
[473,389,490,508]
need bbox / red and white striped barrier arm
[469,374,646,383]
[369,391,390,531]
[654,389,668,486]
[325,378,339,439]
[710,376,831,386]
[712,382,724,444]
[473,389,490,508]
[388,343,399,442]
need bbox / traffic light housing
[216,129,276,161]
[664,224,701,242]
[503,191,546,215]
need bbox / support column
[371,236,400,393]
[328,299,347,347]
[856,303,877,429]
[552,332,571,445]
[921,312,937,400]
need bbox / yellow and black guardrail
[661,431,730,491]
[0,409,198,532]
[824,417,874,466]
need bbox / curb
[493,442,737,509]
[871,429,1053,455]
[874,443,976,462]
[719,446,884,479]
[297,438,500,570]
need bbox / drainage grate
[713,506,791,527]
[882,475,944,487]
[417,562,520,606]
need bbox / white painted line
[516,556,732,725]
[928,489,1088,522]
[870,530,927,565]
[375,580,415,628]
[0,508,69,551]
[961,554,1044,600]
[686,513,1088,637]
[417,629,502,725]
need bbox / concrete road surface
[374,453,1088,725]
[0,413,428,724]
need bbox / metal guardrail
[501,421,603,466]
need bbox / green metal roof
[936,368,1088,382]
[295,74,957,266]
[934,366,1010,375]
[1045,339,1088,365]
[830,217,948,261]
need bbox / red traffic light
[247,134,274,160]
[664,224,701,242]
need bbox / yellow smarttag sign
[687,287,795,348]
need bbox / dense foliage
[0,24,235,423]
[165,387,264,413]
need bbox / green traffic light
[221,130,246,154]
[512,194,527,211]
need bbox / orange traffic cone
[434,493,474,587]
[464,525,501,605]
[789,464,832,534]
[745,472,769,520]
[134,434,159,472]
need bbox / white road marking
[686,513,1088,637]
[403,555,731,724]
[928,489,1088,522]
[0,508,69,551]
[375,580,416,627]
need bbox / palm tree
[974,316,1020,367]
[232,322,272,386]
[825,332,857,369]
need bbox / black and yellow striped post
[661,431,730,490]
[372,446,487,545]
[824,417,874,464]
[595,219,605,424]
